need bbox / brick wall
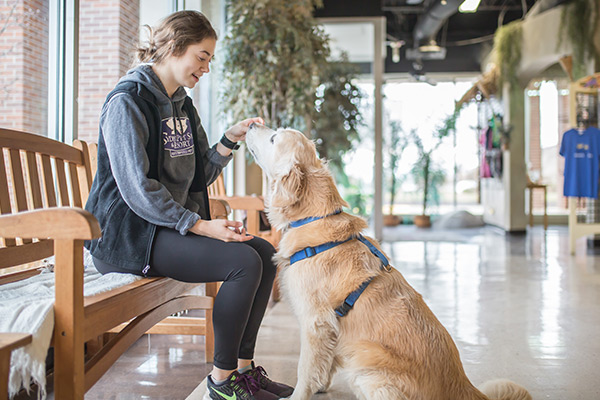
[0,0,48,135]
[78,0,139,143]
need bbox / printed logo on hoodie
[162,117,194,157]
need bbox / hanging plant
[558,0,597,80]
[494,20,523,90]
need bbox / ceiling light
[459,0,481,13]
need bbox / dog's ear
[271,164,305,208]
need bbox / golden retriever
[245,124,532,400]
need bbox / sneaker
[205,371,280,400]
[245,362,294,397]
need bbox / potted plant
[220,0,364,207]
[410,112,458,227]
[384,121,408,226]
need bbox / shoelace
[233,372,261,395]
[252,365,270,385]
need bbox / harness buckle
[304,247,317,258]
[383,263,393,273]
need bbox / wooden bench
[0,128,223,399]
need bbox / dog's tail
[478,379,532,400]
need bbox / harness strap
[289,237,353,265]
[356,235,389,268]
[335,277,374,317]
[289,233,391,318]
[289,209,342,228]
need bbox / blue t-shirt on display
[559,127,600,198]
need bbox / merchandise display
[565,73,600,254]
[559,126,600,198]
[479,113,506,179]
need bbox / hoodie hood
[119,63,189,105]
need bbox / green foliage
[342,183,371,217]
[559,0,597,79]
[312,56,363,174]
[221,0,330,128]
[221,0,365,210]
[386,121,409,214]
[410,111,459,215]
[494,20,523,89]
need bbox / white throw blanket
[0,250,142,399]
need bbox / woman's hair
[135,10,217,65]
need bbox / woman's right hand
[189,219,253,242]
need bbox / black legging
[93,226,277,370]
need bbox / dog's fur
[246,125,531,400]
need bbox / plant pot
[414,214,431,228]
[383,214,402,226]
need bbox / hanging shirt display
[559,127,600,198]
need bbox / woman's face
[168,38,216,89]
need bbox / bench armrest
[209,198,230,220]
[0,333,32,354]
[211,195,265,211]
[0,207,101,240]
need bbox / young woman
[85,10,293,400]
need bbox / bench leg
[1,349,9,400]
[54,239,85,399]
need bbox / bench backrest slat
[69,162,82,208]
[0,128,92,273]
[0,150,16,247]
[40,154,57,208]
[73,140,94,205]
[25,151,44,209]
[54,158,70,207]
[8,149,32,245]
[8,149,28,213]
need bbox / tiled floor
[32,226,600,399]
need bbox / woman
[85,10,293,400]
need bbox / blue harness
[288,210,391,317]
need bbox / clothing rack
[568,74,600,254]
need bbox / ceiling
[313,0,541,77]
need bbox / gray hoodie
[100,64,231,234]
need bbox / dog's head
[246,124,319,204]
[246,124,320,177]
[246,124,346,227]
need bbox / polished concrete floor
[40,226,600,399]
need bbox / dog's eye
[270,134,276,144]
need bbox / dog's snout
[249,122,256,130]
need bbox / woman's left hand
[224,117,264,143]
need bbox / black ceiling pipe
[413,0,465,46]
